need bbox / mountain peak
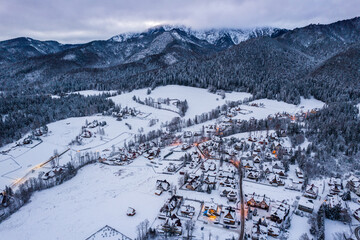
[110,25,282,45]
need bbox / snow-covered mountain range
[1,17,360,100]
[111,25,281,45]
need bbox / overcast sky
[0,0,359,43]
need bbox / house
[167,164,177,172]
[330,184,342,195]
[272,161,283,170]
[180,205,195,218]
[269,201,290,223]
[23,136,32,145]
[253,156,261,163]
[202,201,221,218]
[218,171,235,179]
[157,214,182,235]
[158,195,184,219]
[267,224,281,237]
[298,197,314,213]
[183,131,192,138]
[220,187,232,197]
[126,207,136,216]
[204,175,216,186]
[88,120,99,128]
[247,171,259,180]
[273,169,286,178]
[246,193,270,210]
[328,177,341,187]
[185,176,201,191]
[219,176,236,188]
[223,207,236,225]
[304,184,319,199]
[81,129,92,138]
[251,223,267,240]
[155,189,163,196]
[182,143,191,151]
[227,190,238,202]
[263,165,272,175]
[346,175,360,192]
[325,195,349,221]
[325,195,347,211]
[41,168,63,180]
[243,160,254,169]
[156,180,170,191]
[268,174,284,186]
[32,126,48,137]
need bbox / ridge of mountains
[0,17,360,104]
[0,25,283,66]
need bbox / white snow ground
[0,85,328,239]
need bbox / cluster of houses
[251,217,282,240]
[265,108,319,123]
[157,195,184,235]
[218,168,238,202]
[296,184,319,214]
[155,180,170,196]
[345,175,360,222]
[17,126,48,146]
[41,167,64,180]
[69,120,107,145]
[246,193,270,210]
[245,193,290,239]
[111,107,141,121]
[82,120,106,138]
[200,201,239,227]
[184,174,204,191]
[100,142,160,166]
[216,133,294,189]
[32,125,49,137]
[346,175,360,196]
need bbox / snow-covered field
[0,158,167,239]
[0,115,138,189]
[0,85,332,240]
[109,85,253,120]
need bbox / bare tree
[299,233,310,240]
[184,219,195,239]
[136,219,149,240]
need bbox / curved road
[355,226,360,240]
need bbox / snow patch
[163,53,177,65]
[62,54,76,61]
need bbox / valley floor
[2,85,354,240]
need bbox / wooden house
[180,205,195,218]
[246,193,270,210]
[223,207,236,225]
[298,197,314,213]
[156,180,170,191]
[304,184,319,199]
[269,201,290,223]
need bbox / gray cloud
[0,0,359,43]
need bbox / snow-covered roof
[326,195,346,209]
[298,197,314,209]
